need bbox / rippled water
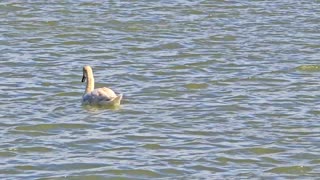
[1,1,320,179]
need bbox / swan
[81,65,123,106]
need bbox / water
[1,0,320,179]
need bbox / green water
[0,1,320,179]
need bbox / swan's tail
[111,94,123,106]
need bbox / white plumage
[81,65,122,106]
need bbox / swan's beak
[82,75,86,82]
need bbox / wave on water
[295,65,320,72]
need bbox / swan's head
[82,65,93,82]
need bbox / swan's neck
[85,71,94,93]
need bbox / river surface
[0,1,320,179]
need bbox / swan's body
[82,65,122,106]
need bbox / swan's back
[100,87,117,98]
[82,87,121,106]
